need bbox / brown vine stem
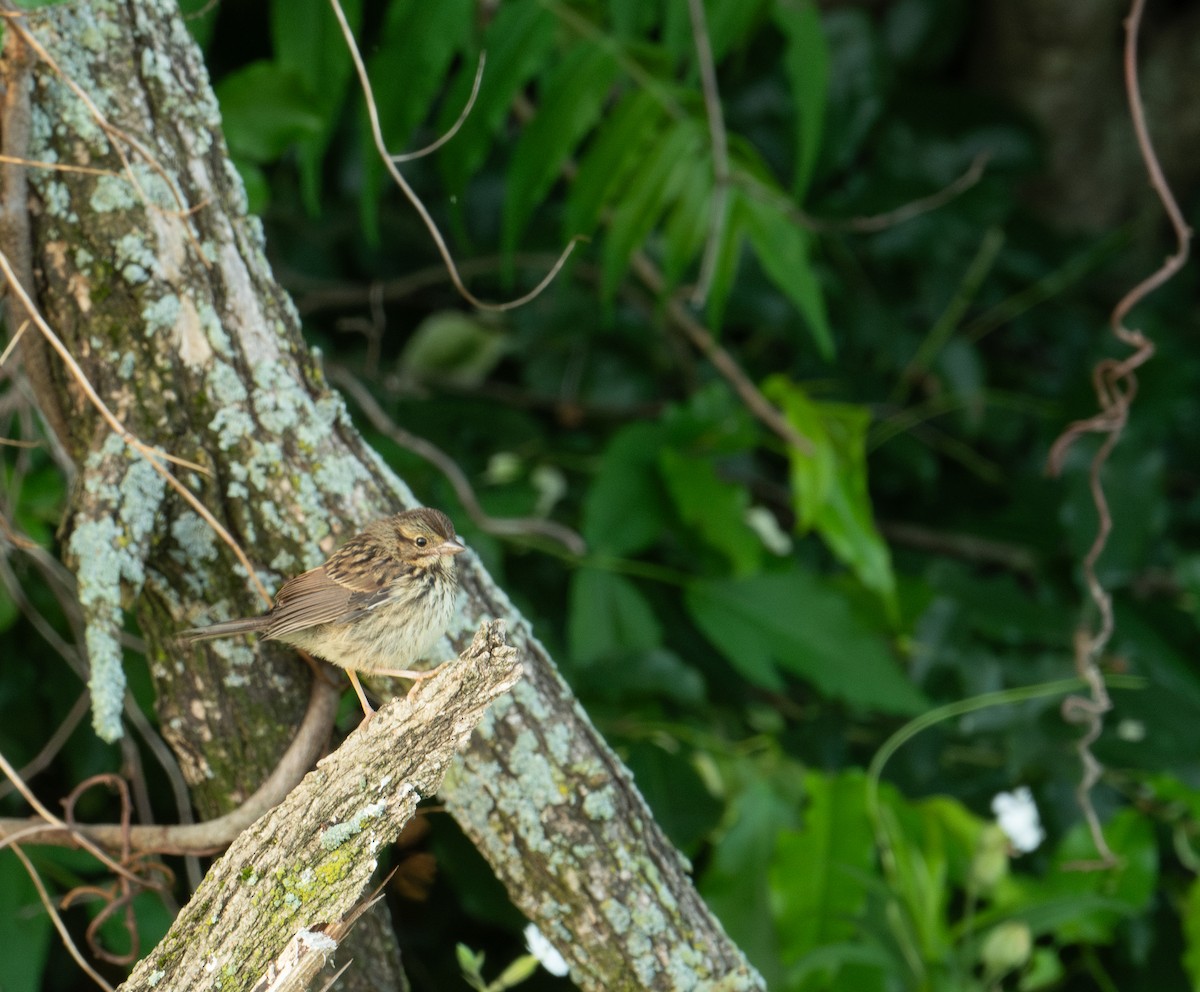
[327,0,581,312]
[0,676,340,856]
[1046,0,1191,869]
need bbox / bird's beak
[438,537,467,556]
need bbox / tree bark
[2,0,766,989]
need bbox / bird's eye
[415,536,428,548]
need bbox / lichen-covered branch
[7,0,767,988]
[119,621,521,992]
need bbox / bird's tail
[177,616,266,642]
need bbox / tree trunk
[0,0,765,989]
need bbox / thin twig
[327,0,581,312]
[0,676,340,855]
[9,844,115,992]
[330,366,587,556]
[391,53,486,163]
[686,0,729,305]
[631,252,813,454]
[1046,0,1191,868]
[0,248,273,605]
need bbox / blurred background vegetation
[2,0,1199,989]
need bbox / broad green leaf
[568,568,662,666]
[437,0,557,196]
[568,90,664,235]
[271,0,361,98]
[772,771,874,978]
[659,448,761,575]
[270,0,364,206]
[774,0,828,200]
[397,311,508,387]
[504,42,621,252]
[992,809,1156,945]
[359,0,471,233]
[0,852,52,992]
[583,422,670,556]
[215,62,323,163]
[602,119,705,299]
[661,155,714,283]
[741,193,833,358]
[1184,876,1200,989]
[702,777,802,987]
[625,741,723,855]
[706,0,770,63]
[704,190,747,332]
[686,567,924,712]
[765,376,896,612]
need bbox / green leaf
[661,154,714,283]
[704,191,747,332]
[686,566,924,712]
[741,193,833,357]
[504,41,621,252]
[215,62,323,163]
[359,0,472,233]
[270,0,364,206]
[764,376,896,613]
[1184,876,1200,989]
[659,448,761,575]
[0,852,52,992]
[701,776,803,986]
[774,0,829,200]
[625,741,723,855]
[992,809,1157,945]
[582,422,670,556]
[568,89,665,235]
[602,119,705,299]
[437,0,557,196]
[568,568,662,666]
[772,770,874,976]
[397,311,508,388]
[706,0,770,62]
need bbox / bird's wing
[264,534,408,638]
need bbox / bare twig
[1046,0,1191,868]
[9,843,115,992]
[330,366,587,556]
[0,248,273,605]
[391,53,487,164]
[631,252,813,454]
[686,0,729,305]
[327,0,581,312]
[0,675,341,855]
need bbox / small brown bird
[179,508,466,715]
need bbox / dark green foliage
[4,0,1200,989]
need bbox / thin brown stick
[0,249,274,605]
[391,53,486,164]
[327,0,581,312]
[0,675,340,855]
[330,366,587,555]
[9,843,115,992]
[631,252,813,454]
[686,0,729,305]
[1046,0,1191,868]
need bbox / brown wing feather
[263,528,415,639]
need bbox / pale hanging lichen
[69,437,167,741]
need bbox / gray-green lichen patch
[318,801,387,851]
[114,232,159,285]
[70,438,168,741]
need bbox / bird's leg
[345,668,375,717]
[372,660,450,683]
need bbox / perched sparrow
[180,508,466,714]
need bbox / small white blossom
[524,924,569,977]
[991,786,1045,853]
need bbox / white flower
[991,786,1045,854]
[523,923,569,977]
